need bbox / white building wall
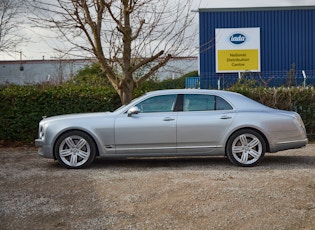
[0,59,94,85]
[0,57,198,85]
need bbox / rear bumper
[270,138,308,153]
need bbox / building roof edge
[198,5,315,13]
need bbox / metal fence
[187,70,315,89]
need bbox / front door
[114,94,178,155]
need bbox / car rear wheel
[54,131,96,169]
[226,129,266,167]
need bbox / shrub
[135,70,198,97]
[66,63,110,86]
[0,84,120,144]
[1,71,314,144]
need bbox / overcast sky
[1,0,315,60]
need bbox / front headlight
[39,125,45,139]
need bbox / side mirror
[127,106,140,117]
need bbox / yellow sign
[218,49,259,71]
[215,28,260,73]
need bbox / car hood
[41,112,113,123]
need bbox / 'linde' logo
[230,33,246,44]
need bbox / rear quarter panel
[225,110,306,152]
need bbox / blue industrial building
[198,5,315,89]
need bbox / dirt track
[1,145,315,230]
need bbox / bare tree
[29,0,196,104]
[0,0,27,56]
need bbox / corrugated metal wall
[199,7,315,89]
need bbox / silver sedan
[35,89,308,168]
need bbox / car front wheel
[54,131,96,169]
[226,129,266,167]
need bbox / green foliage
[66,63,110,86]
[135,71,198,97]
[0,69,197,145]
[229,78,261,91]
[0,84,120,144]
[1,67,314,144]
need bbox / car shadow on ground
[42,152,314,171]
[83,154,315,171]
[263,154,315,167]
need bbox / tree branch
[136,54,172,86]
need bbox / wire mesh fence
[186,70,315,89]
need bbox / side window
[183,94,215,111]
[136,94,177,113]
[216,96,233,110]
[183,94,233,111]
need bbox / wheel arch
[52,128,100,160]
[225,127,270,155]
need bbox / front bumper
[35,139,54,159]
[35,138,43,147]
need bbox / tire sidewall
[226,129,266,167]
[54,130,96,169]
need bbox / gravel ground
[1,145,315,230]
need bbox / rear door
[176,94,235,154]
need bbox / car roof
[144,89,270,111]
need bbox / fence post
[302,70,307,88]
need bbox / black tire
[226,129,266,167]
[54,130,96,169]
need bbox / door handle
[220,115,232,119]
[163,117,175,121]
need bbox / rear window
[183,94,233,111]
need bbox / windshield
[113,94,147,113]
[114,104,127,112]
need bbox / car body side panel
[220,111,308,152]
[35,89,308,163]
[36,113,116,158]
[114,112,177,154]
[176,111,236,154]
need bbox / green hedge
[0,84,120,144]
[0,83,314,145]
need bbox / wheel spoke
[65,137,76,148]
[70,154,78,166]
[248,138,260,148]
[239,134,248,146]
[76,138,87,150]
[240,151,248,163]
[77,150,88,159]
[232,146,244,153]
[60,149,72,157]
[248,149,261,159]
